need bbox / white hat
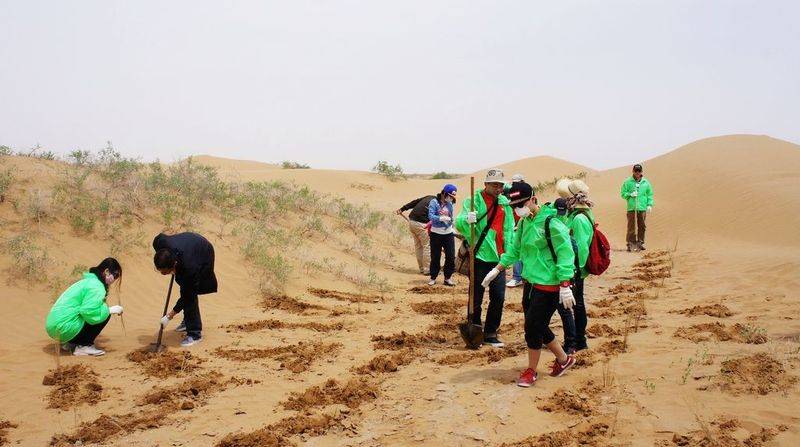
[484,168,505,184]
[568,179,589,195]
[556,178,572,199]
[511,173,525,182]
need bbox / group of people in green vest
[45,232,217,356]
[452,164,653,387]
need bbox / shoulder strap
[473,201,499,254]
[545,216,557,264]
[570,208,594,226]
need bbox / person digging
[480,183,577,387]
[153,232,218,347]
[454,168,515,348]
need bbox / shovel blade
[148,343,166,353]
[458,321,484,350]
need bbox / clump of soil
[633,258,670,269]
[410,299,462,316]
[596,339,627,356]
[353,350,415,374]
[1,420,18,446]
[634,267,672,281]
[573,350,600,369]
[609,282,648,295]
[127,349,203,378]
[262,293,327,314]
[216,412,347,447]
[714,353,797,395]
[308,287,382,303]
[283,378,379,411]
[538,380,601,417]
[371,327,453,351]
[42,364,103,410]
[642,250,670,260]
[50,409,167,446]
[215,341,342,373]
[672,303,735,318]
[437,342,526,365]
[225,319,345,333]
[138,371,228,408]
[500,421,611,447]
[505,301,524,313]
[673,323,767,344]
[666,417,788,447]
[586,324,622,338]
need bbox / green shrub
[281,161,310,169]
[0,168,13,201]
[372,161,406,182]
[0,145,12,156]
[431,171,458,180]
[4,234,51,281]
[67,150,93,166]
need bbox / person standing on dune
[621,164,654,251]
[427,184,458,287]
[396,194,436,275]
[455,169,515,348]
[153,232,218,347]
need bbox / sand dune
[0,134,798,446]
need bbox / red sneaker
[517,368,537,387]
[549,355,576,377]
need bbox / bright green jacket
[563,208,594,279]
[499,204,575,286]
[455,189,515,263]
[45,273,110,343]
[620,177,654,211]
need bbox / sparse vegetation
[431,171,459,180]
[372,160,406,182]
[4,234,51,281]
[281,161,310,169]
[0,167,12,203]
[533,171,587,193]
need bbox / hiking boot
[73,345,105,356]
[175,321,187,333]
[483,336,505,348]
[180,336,202,347]
[517,368,538,387]
[549,355,576,377]
[506,279,523,288]
[427,279,436,286]
[443,278,456,287]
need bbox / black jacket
[400,196,435,223]
[153,232,218,312]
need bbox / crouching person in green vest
[45,258,124,356]
[480,183,577,387]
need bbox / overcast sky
[1,1,798,172]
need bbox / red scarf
[481,191,505,256]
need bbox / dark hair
[437,191,457,205]
[154,248,176,270]
[89,257,122,294]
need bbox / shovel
[458,176,484,349]
[149,274,174,353]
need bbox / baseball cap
[554,198,569,216]
[506,181,534,206]
[484,168,505,184]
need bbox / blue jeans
[557,276,587,351]
[512,261,523,282]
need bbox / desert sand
[0,134,798,446]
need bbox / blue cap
[443,184,457,195]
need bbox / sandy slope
[0,134,799,446]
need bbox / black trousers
[429,232,455,280]
[522,283,559,349]
[70,316,110,346]
[557,276,587,351]
[176,289,203,339]
[471,259,505,337]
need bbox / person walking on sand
[455,169,515,348]
[480,187,577,387]
[153,232,218,347]
[505,173,527,288]
[620,164,654,251]
[556,178,595,353]
[396,194,437,275]
[428,184,458,287]
[45,258,124,356]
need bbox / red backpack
[572,210,611,275]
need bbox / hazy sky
[1,1,798,172]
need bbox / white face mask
[514,206,531,218]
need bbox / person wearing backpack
[427,184,458,286]
[480,183,577,387]
[455,169,515,348]
[620,164,654,251]
[556,178,595,353]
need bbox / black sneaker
[483,336,505,348]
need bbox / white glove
[481,267,501,288]
[109,305,123,315]
[646,206,652,213]
[160,315,171,327]
[559,286,576,312]
[439,215,452,223]
[629,190,638,198]
[466,212,477,224]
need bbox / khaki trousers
[626,210,647,243]
[408,220,430,274]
